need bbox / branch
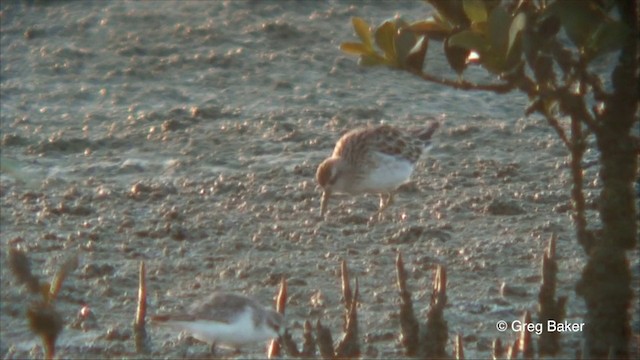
[581,67,609,103]
[551,38,610,132]
[543,110,571,149]
[408,69,515,94]
[556,86,600,134]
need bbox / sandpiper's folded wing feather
[188,292,258,323]
[333,125,407,162]
[334,124,438,164]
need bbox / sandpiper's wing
[187,292,259,323]
[369,122,440,163]
[151,292,257,324]
[332,125,413,162]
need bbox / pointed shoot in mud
[434,265,447,306]
[301,320,316,357]
[507,338,519,359]
[538,232,566,356]
[520,311,533,358]
[455,334,465,359]
[316,319,335,359]
[268,277,288,358]
[27,301,63,360]
[336,277,360,358]
[492,338,503,360]
[49,254,78,303]
[423,264,449,358]
[10,248,75,360]
[395,252,419,356]
[134,261,149,354]
[341,259,352,311]
[547,232,557,259]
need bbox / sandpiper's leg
[376,193,395,221]
[378,194,386,211]
[320,190,331,219]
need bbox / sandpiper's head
[316,157,344,216]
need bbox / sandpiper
[316,122,439,219]
[151,292,284,354]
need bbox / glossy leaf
[444,37,470,75]
[352,17,373,48]
[488,5,510,55]
[395,27,418,68]
[545,1,605,49]
[470,21,488,36]
[448,30,488,53]
[409,18,451,42]
[507,12,526,58]
[504,38,523,71]
[427,0,469,27]
[410,18,451,33]
[586,20,629,60]
[375,21,397,65]
[482,0,502,15]
[405,35,429,72]
[340,42,374,56]
[537,15,561,38]
[463,0,487,23]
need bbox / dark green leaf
[444,37,470,75]
[537,15,561,38]
[586,20,629,60]
[395,27,418,68]
[409,18,452,42]
[545,1,605,49]
[427,0,469,27]
[463,0,488,23]
[405,36,429,72]
[448,30,488,53]
[504,39,523,72]
[488,5,510,55]
[507,13,526,58]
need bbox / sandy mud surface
[1,1,638,359]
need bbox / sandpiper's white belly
[169,309,276,348]
[358,152,415,192]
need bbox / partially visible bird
[316,122,439,219]
[151,292,284,355]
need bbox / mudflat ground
[1,1,638,359]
